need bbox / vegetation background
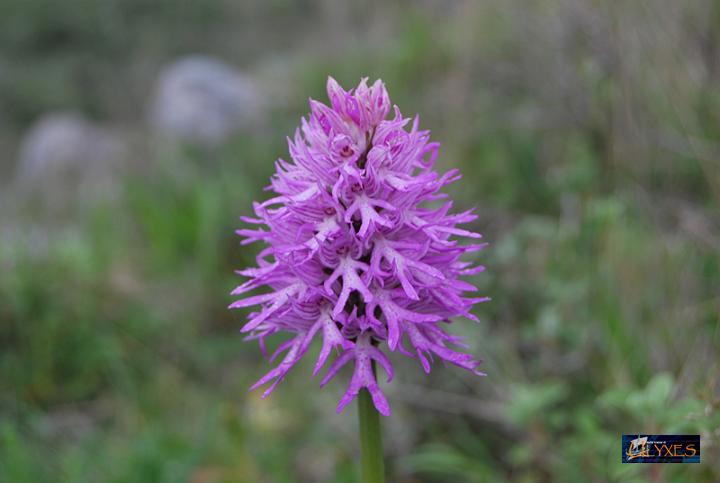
[1,1,719,481]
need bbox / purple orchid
[231,77,488,416]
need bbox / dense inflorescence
[231,77,488,416]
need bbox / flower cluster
[231,77,488,416]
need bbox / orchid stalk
[359,385,384,483]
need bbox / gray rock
[149,56,263,146]
[15,111,125,208]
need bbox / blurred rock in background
[149,56,264,147]
[14,111,126,212]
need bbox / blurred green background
[1,1,719,482]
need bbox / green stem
[358,387,385,483]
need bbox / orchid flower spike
[231,76,488,416]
